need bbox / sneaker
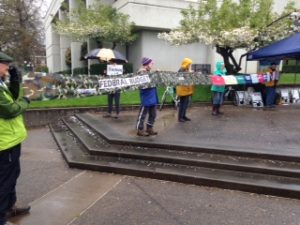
[6,205,31,218]
[137,130,149,136]
[211,111,218,116]
[178,118,185,122]
[113,114,119,119]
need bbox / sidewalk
[11,105,300,225]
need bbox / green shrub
[35,65,49,73]
[90,63,107,75]
[73,67,88,75]
[56,69,72,75]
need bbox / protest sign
[107,65,123,76]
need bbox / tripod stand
[159,86,179,110]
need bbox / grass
[28,73,300,109]
[278,73,300,84]
[29,86,212,109]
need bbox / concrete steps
[63,116,300,178]
[49,113,300,199]
[76,113,300,162]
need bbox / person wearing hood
[136,57,159,136]
[211,61,226,116]
[176,58,194,122]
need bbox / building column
[46,23,61,73]
[59,9,71,72]
[69,0,84,73]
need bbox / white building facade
[44,0,299,74]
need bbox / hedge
[282,65,300,73]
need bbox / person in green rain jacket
[211,61,226,116]
[0,52,31,225]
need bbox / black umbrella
[84,48,127,63]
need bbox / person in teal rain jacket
[211,61,226,116]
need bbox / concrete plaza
[11,105,300,225]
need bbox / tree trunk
[112,42,117,50]
[216,46,242,74]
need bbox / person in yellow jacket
[0,52,31,225]
[176,58,194,122]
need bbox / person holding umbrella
[136,57,159,136]
[0,52,31,225]
[103,59,122,119]
[84,48,127,119]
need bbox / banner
[21,71,270,100]
[98,75,151,89]
[22,71,211,100]
[210,74,271,86]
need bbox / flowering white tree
[54,2,136,49]
[158,0,300,74]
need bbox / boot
[137,129,149,136]
[6,205,31,218]
[146,127,158,136]
[212,105,218,116]
[217,105,224,115]
[183,116,191,121]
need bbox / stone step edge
[76,113,300,162]
[49,124,300,199]
[69,160,300,199]
[62,118,300,179]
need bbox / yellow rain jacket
[176,58,194,97]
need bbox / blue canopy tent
[247,32,300,61]
[247,32,300,89]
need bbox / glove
[8,65,21,83]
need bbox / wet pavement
[11,105,300,225]
[92,104,300,153]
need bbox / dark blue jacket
[140,87,159,106]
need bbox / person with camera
[0,52,31,225]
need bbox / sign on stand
[291,89,300,103]
[280,89,290,105]
[251,92,264,107]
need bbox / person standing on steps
[136,57,159,136]
[176,58,194,122]
[211,61,227,116]
[0,52,31,225]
